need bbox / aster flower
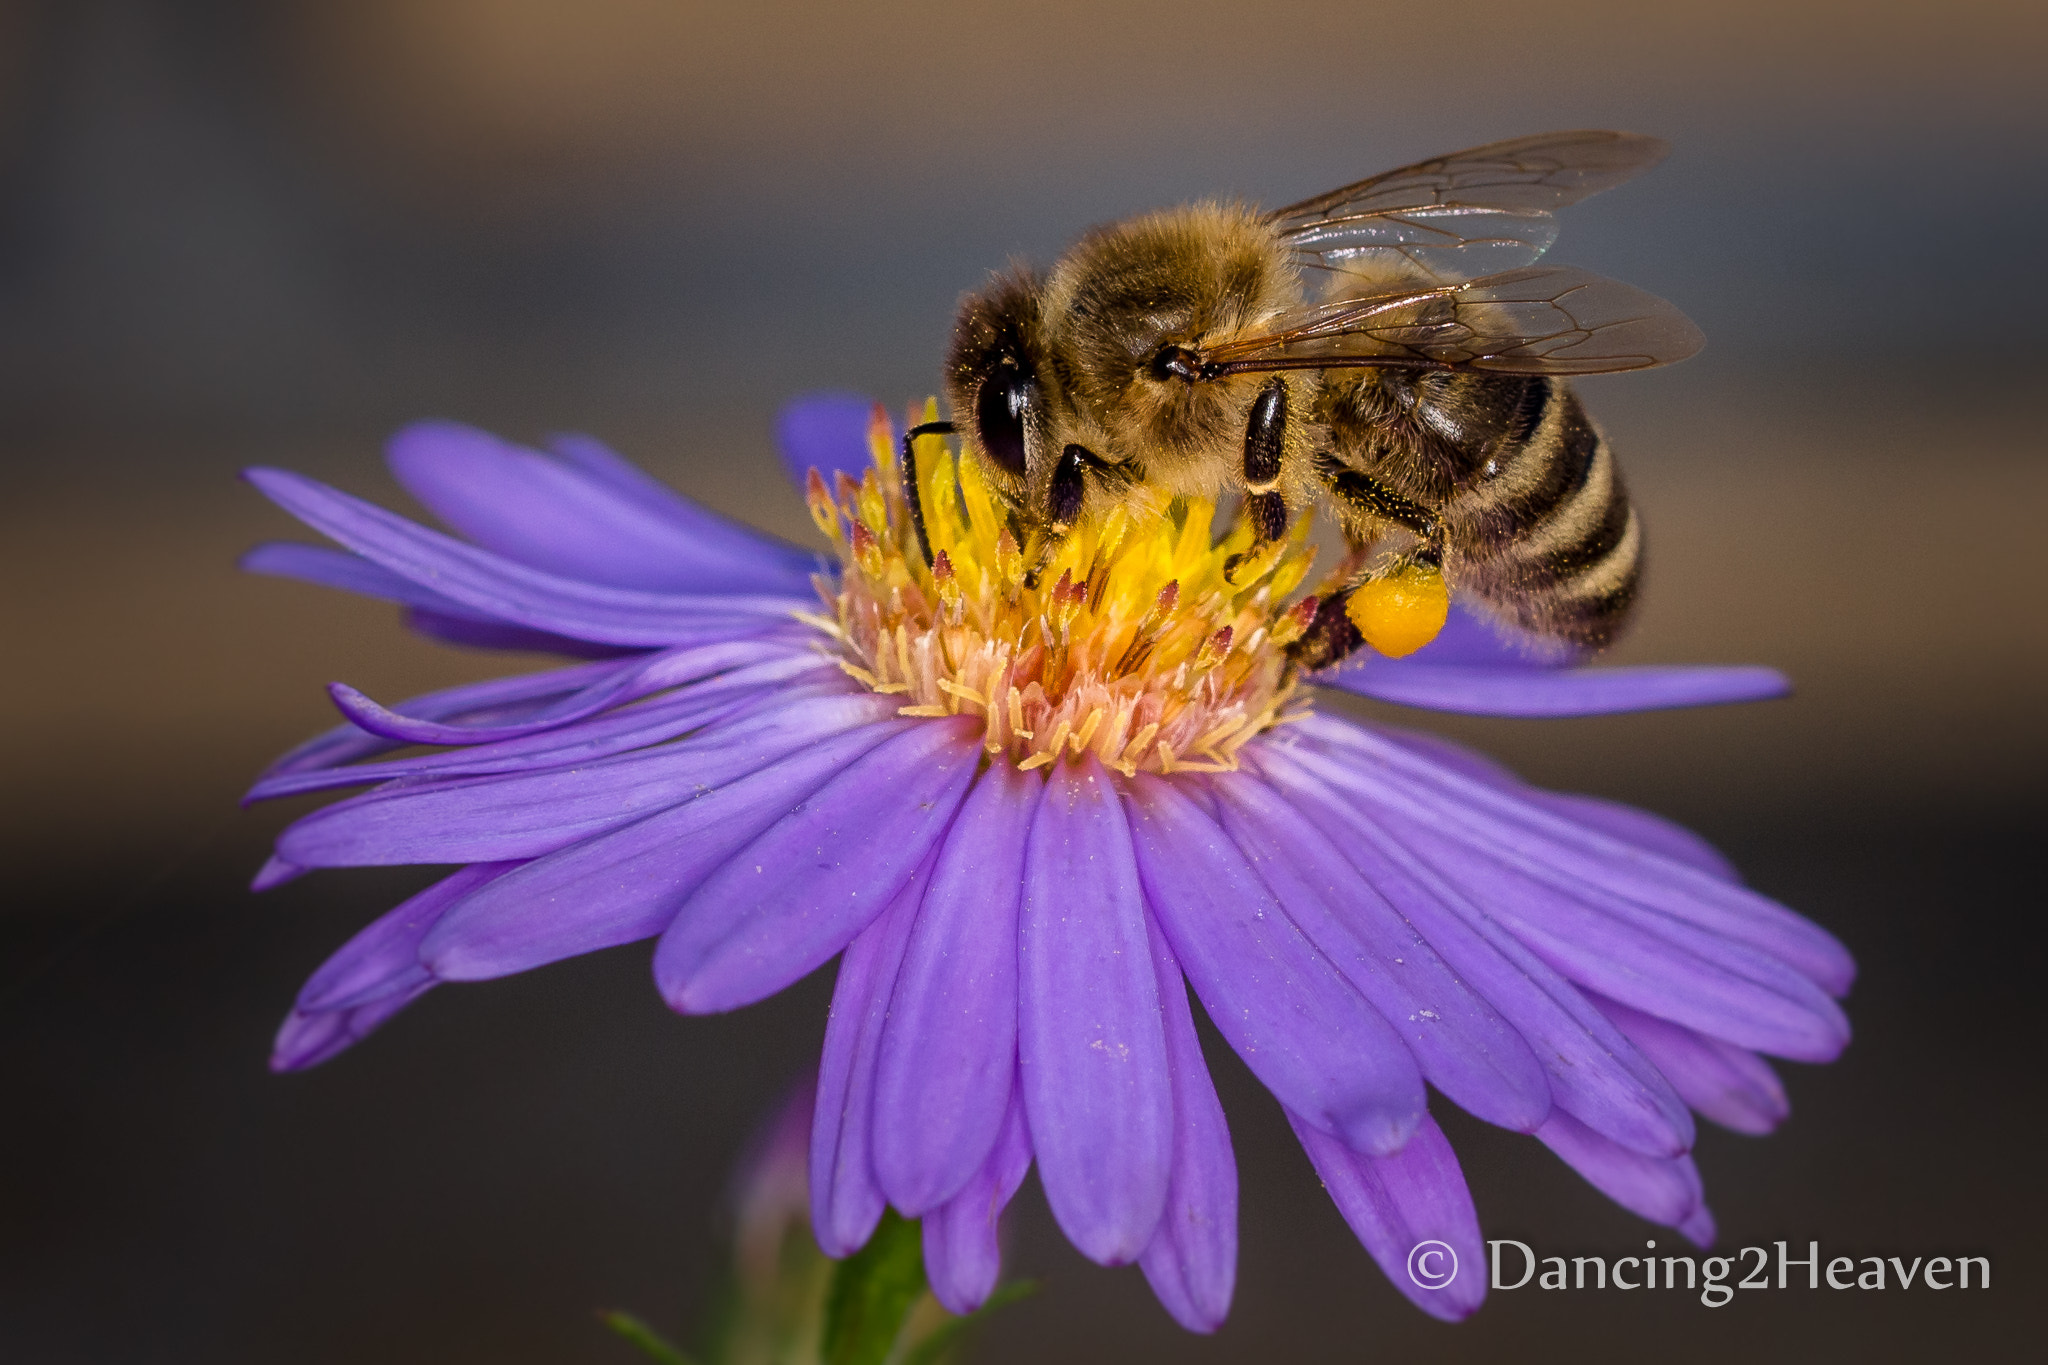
[243,394,1852,1331]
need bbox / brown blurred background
[2,2,2043,1361]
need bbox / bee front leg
[1224,378,1291,581]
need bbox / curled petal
[276,691,901,867]
[253,658,639,785]
[251,656,836,802]
[320,635,814,746]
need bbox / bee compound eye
[974,370,1030,477]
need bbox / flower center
[798,404,1319,775]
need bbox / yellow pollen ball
[1346,563,1450,658]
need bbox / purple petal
[402,606,633,658]
[1288,1109,1487,1322]
[810,859,933,1258]
[250,855,307,892]
[776,392,885,492]
[298,862,522,1012]
[1124,773,1425,1157]
[420,720,908,980]
[255,658,640,784]
[389,421,815,594]
[272,980,435,1072]
[1379,813,1850,1062]
[323,635,808,746]
[1536,1109,1705,1228]
[275,690,901,867]
[1252,742,1694,1158]
[548,431,800,562]
[1678,1205,1718,1248]
[1215,767,1552,1134]
[923,1087,1033,1315]
[870,761,1036,1216]
[244,467,807,647]
[1373,728,1740,882]
[242,541,472,615]
[1592,995,1790,1136]
[246,544,628,659]
[1320,661,1791,717]
[251,653,834,802]
[1018,757,1174,1266]
[1137,908,1237,1334]
[1329,602,1576,672]
[1297,715,1855,996]
[655,718,982,1014]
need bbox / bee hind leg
[1288,454,1449,668]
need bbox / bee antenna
[898,420,953,568]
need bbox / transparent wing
[1197,266,1703,376]
[1267,130,1669,283]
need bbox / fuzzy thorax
[799,406,1319,775]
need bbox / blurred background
[2,1,2042,1360]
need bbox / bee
[903,130,1703,669]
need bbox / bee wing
[1197,266,1703,376]
[1267,130,1669,283]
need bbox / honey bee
[906,130,1703,669]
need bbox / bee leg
[898,420,954,567]
[1288,594,1366,673]
[1024,443,1109,588]
[1224,379,1291,582]
[1312,451,1439,547]
[1288,454,1446,671]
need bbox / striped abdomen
[1318,370,1641,653]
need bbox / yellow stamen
[806,408,1324,773]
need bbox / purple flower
[243,395,1851,1331]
